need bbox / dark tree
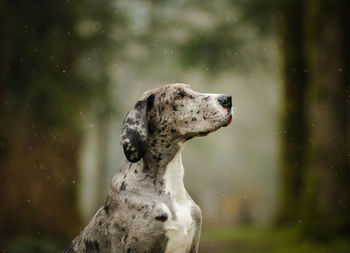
[0,0,119,245]
[275,0,308,226]
[301,0,350,239]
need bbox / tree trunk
[302,0,350,239]
[0,0,82,243]
[276,0,308,225]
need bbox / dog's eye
[175,92,186,100]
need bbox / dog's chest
[163,201,194,253]
[162,151,195,253]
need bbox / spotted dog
[63,83,233,253]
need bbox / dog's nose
[218,95,232,109]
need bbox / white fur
[163,144,195,253]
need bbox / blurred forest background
[0,0,349,252]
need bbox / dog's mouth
[223,115,232,127]
[222,108,233,127]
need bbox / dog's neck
[162,143,187,203]
[138,136,188,196]
[143,134,186,170]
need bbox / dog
[63,83,232,253]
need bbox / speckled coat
[63,83,232,253]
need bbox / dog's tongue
[224,116,232,127]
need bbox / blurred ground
[5,225,350,253]
[199,226,350,253]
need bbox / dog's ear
[121,94,154,163]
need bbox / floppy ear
[121,95,154,163]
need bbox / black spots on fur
[172,105,177,111]
[170,129,176,133]
[122,128,147,163]
[160,134,167,138]
[153,154,163,162]
[84,240,100,252]
[160,180,164,186]
[132,214,136,219]
[197,110,201,114]
[203,115,207,120]
[147,94,155,110]
[203,96,210,101]
[126,118,136,125]
[161,92,166,98]
[104,204,110,214]
[123,234,129,243]
[165,143,171,148]
[192,117,197,121]
[186,136,193,140]
[134,169,138,174]
[151,140,157,147]
[125,198,128,203]
[184,120,188,124]
[120,181,127,191]
[127,248,131,253]
[62,243,75,253]
[132,236,138,242]
[155,213,168,222]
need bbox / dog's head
[121,83,233,163]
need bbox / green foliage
[178,0,277,73]
[0,0,125,127]
[232,0,278,34]
[180,23,243,71]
